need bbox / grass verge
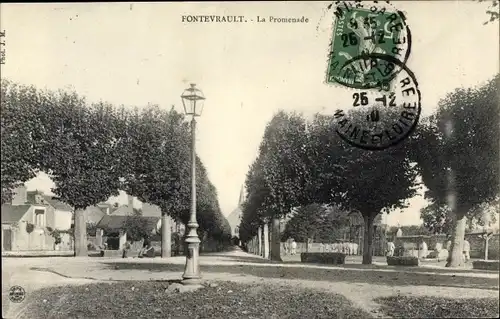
[20,281,371,319]
[375,295,500,318]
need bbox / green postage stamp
[326,4,411,90]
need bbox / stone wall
[9,224,55,251]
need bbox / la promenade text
[181,15,309,23]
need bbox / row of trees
[1,79,231,257]
[240,75,499,266]
[281,204,365,244]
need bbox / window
[34,209,45,227]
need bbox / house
[1,186,74,252]
[227,186,245,239]
[95,211,160,250]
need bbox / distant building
[1,186,74,251]
[227,186,245,238]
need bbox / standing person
[387,241,395,257]
[284,240,290,256]
[291,238,297,255]
[420,240,428,259]
[122,240,131,258]
[463,239,471,262]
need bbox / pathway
[3,247,498,318]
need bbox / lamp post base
[182,232,201,285]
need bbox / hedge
[386,256,420,266]
[472,260,499,271]
[300,252,346,265]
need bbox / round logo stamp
[325,1,412,90]
[333,53,421,150]
[9,285,26,303]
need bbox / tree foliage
[121,209,152,242]
[421,200,499,235]
[477,0,499,24]
[282,204,353,243]
[0,81,43,204]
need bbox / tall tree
[327,108,419,264]
[258,111,311,261]
[121,105,191,258]
[37,91,124,257]
[414,75,499,267]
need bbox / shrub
[301,252,346,265]
[50,229,62,245]
[387,256,420,266]
[87,242,97,251]
[472,260,499,271]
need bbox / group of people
[122,235,155,258]
[319,241,359,255]
[283,238,298,255]
[386,236,471,262]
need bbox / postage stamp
[326,1,411,90]
[333,53,421,150]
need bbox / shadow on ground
[103,261,499,291]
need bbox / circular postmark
[325,1,412,90]
[8,285,26,303]
[333,53,421,150]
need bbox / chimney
[11,185,28,205]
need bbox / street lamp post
[180,83,205,285]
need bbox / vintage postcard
[1,1,499,318]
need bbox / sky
[1,2,498,226]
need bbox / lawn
[375,295,500,318]
[20,281,372,319]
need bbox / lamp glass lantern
[181,83,205,116]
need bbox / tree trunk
[446,212,467,267]
[362,213,375,264]
[263,222,270,259]
[161,214,171,258]
[485,235,489,260]
[74,209,87,257]
[257,226,262,256]
[270,217,283,261]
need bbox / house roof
[42,196,73,211]
[141,203,161,217]
[84,206,106,224]
[24,191,73,212]
[96,214,160,230]
[109,205,133,216]
[1,204,31,224]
